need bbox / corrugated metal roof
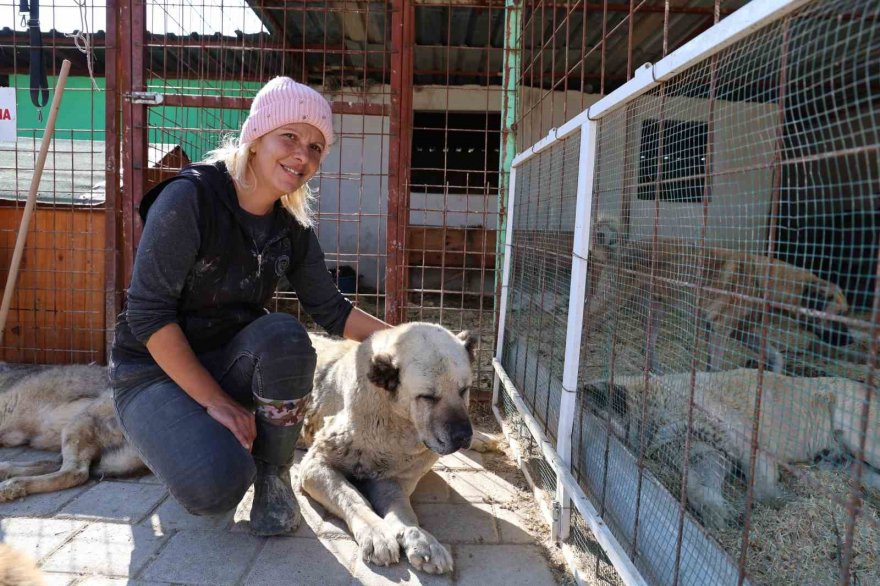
[0,1,748,93]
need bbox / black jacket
[111,162,352,362]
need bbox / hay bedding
[715,468,880,586]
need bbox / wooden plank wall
[0,205,106,364]
[406,226,497,268]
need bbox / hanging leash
[19,0,49,121]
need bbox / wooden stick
[0,59,72,345]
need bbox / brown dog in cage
[585,216,852,373]
[583,368,880,530]
[0,364,146,501]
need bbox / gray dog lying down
[299,322,499,574]
[583,368,879,529]
[0,364,145,501]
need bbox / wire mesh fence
[125,0,394,332]
[495,0,879,584]
[402,3,505,397]
[500,127,580,443]
[115,0,503,394]
[0,0,108,363]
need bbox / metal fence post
[553,120,598,541]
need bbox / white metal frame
[492,0,812,584]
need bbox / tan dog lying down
[299,322,497,574]
[0,543,46,586]
[0,364,145,501]
[587,217,852,374]
[583,368,879,529]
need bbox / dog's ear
[367,353,400,394]
[457,330,478,362]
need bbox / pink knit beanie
[240,77,335,149]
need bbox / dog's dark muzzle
[430,419,473,455]
[449,420,473,451]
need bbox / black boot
[249,420,302,536]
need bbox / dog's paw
[355,523,400,567]
[401,526,453,574]
[468,430,502,454]
[0,479,26,502]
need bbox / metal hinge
[552,500,562,522]
[125,92,164,106]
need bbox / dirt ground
[471,400,625,586]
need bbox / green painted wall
[11,74,106,142]
[9,75,260,161]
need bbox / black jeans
[111,313,317,516]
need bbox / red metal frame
[386,0,414,324]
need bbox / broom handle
[0,59,72,345]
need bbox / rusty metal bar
[737,14,792,586]
[630,81,666,559]
[411,0,735,15]
[839,249,880,584]
[118,0,150,285]
[156,93,390,116]
[497,0,522,357]
[386,0,414,324]
[119,0,135,288]
[104,0,122,364]
[672,46,719,586]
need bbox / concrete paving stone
[454,544,558,586]
[244,536,357,585]
[40,572,77,586]
[145,496,234,532]
[140,529,263,585]
[492,505,544,544]
[410,471,450,504]
[41,522,166,577]
[0,518,85,562]
[0,483,90,517]
[438,470,520,504]
[59,481,167,523]
[350,548,454,586]
[436,450,484,470]
[413,503,498,545]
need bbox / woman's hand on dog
[207,399,257,452]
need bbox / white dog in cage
[582,368,879,530]
[585,216,853,374]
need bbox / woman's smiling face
[249,123,326,199]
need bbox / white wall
[314,113,389,290]
[593,95,779,253]
[313,85,598,292]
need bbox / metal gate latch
[125,92,164,105]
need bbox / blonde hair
[203,134,316,228]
